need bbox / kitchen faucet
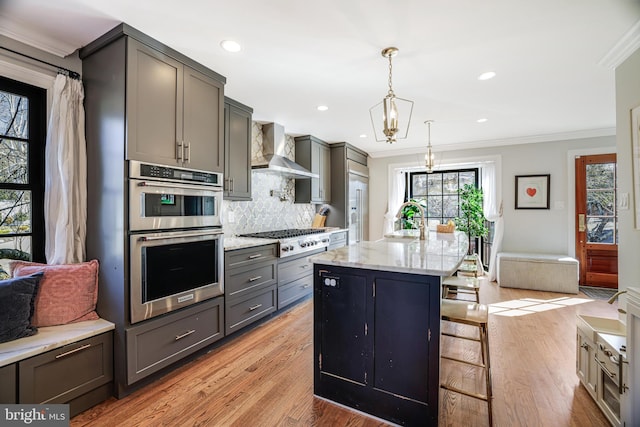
[607,289,627,315]
[396,201,426,240]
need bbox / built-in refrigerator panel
[348,171,369,244]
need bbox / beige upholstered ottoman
[496,252,579,294]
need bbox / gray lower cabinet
[225,244,278,335]
[16,332,113,417]
[277,248,324,310]
[126,297,224,385]
[224,97,253,200]
[0,364,16,403]
[295,135,331,203]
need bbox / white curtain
[383,170,406,235]
[481,162,503,281]
[44,74,87,264]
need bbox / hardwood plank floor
[72,282,616,427]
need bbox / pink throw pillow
[10,260,99,327]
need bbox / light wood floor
[71,282,615,427]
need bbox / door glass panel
[442,195,458,217]
[412,174,426,196]
[442,173,458,193]
[427,195,442,217]
[586,162,617,244]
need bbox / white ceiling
[2,0,640,158]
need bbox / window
[0,76,46,276]
[405,168,490,261]
[406,169,479,224]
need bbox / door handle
[578,214,586,233]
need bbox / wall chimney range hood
[251,123,318,179]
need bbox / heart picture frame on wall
[515,174,550,209]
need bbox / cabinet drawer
[278,275,313,310]
[329,231,347,249]
[226,244,277,269]
[0,364,16,403]
[19,332,113,405]
[226,262,276,300]
[225,285,277,335]
[278,249,322,285]
[126,297,224,384]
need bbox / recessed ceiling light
[220,40,241,53]
[359,134,367,138]
[317,105,329,111]
[477,71,496,81]
[477,118,488,123]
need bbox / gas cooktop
[240,228,326,240]
[239,228,331,257]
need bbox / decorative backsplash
[222,122,315,236]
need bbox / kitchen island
[310,232,468,426]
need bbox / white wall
[368,135,616,256]
[616,47,640,298]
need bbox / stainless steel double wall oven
[128,161,224,324]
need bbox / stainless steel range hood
[251,123,318,179]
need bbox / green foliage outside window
[454,184,488,254]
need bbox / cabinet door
[319,143,331,202]
[576,331,598,398]
[224,102,252,199]
[317,269,368,384]
[127,38,183,166]
[183,67,224,173]
[0,364,16,403]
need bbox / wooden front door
[575,154,618,288]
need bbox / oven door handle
[138,231,222,241]
[594,357,617,380]
[136,180,219,192]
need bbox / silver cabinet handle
[176,141,183,161]
[302,284,311,289]
[175,330,196,341]
[300,264,310,269]
[249,304,262,311]
[248,275,263,282]
[55,343,91,359]
[184,142,191,163]
[595,357,616,379]
[248,254,263,259]
[138,230,222,242]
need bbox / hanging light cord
[387,54,395,97]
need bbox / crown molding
[0,19,77,58]
[366,127,616,158]
[598,19,640,69]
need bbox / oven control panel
[130,160,222,186]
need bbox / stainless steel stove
[240,228,332,258]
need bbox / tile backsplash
[222,122,315,236]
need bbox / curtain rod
[0,46,80,80]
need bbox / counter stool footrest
[441,383,489,402]
[441,354,485,368]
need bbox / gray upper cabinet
[126,38,224,173]
[295,135,331,203]
[224,98,253,200]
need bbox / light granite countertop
[310,231,469,276]
[0,318,115,367]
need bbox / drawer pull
[175,330,196,341]
[249,304,263,311]
[248,254,263,259]
[300,264,310,269]
[55,343,91,359]
[302,284,311,289]
[248,275,263,282]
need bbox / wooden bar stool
[442,275,481,303]
[440,299,493,426]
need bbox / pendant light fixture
[424,120,435,173]
[369,47,414,144]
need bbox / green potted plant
[400,199,426,230]
[454,184,489,255]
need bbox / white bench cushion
[497,252,579,294]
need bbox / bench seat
[497,252,579,294]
